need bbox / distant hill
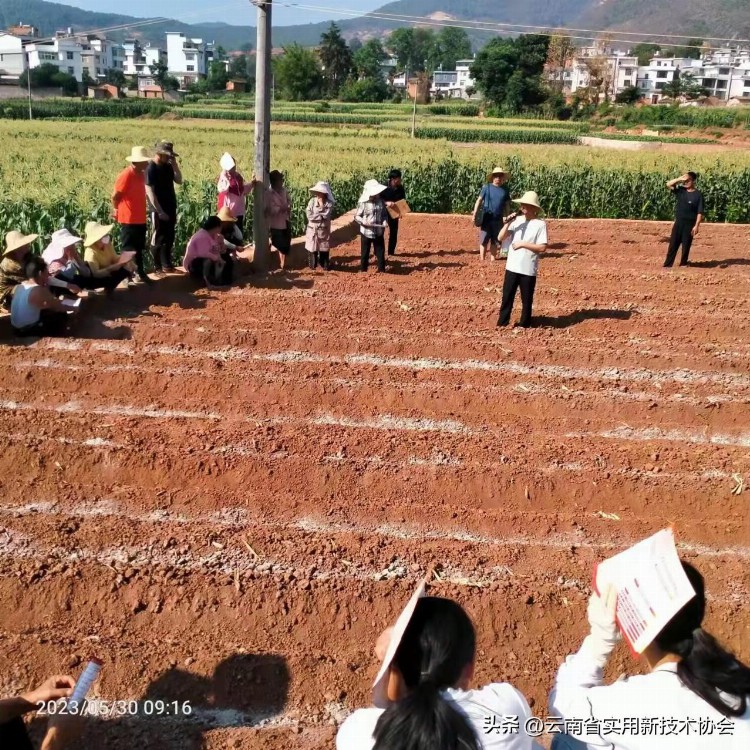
[0,0,747,52]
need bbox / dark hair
[389,169,402,179]
[24,256,48,280]
[372,597,480,750]
[269,170,283,187]
[654,561,750,717]
[201,216,222,232]
[687,171,698,181]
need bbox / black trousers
[0,718,33,750]
[151,213,177,270]
[120,223,149,279]
[386,215,400,255]
[664,220,694,267]
[55,269,129,292]
[308,251,330,270]
[13,309,69,337]
[235,214,245,234]
[188,257,232,287]
[361,235,386,272]
[498,270,537,328]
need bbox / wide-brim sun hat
[217,206,237,223]
[309,181,335,202]
[126,146,150,163]
[4,230,39,257]
[220,152,236,171]
[359,179,387,202]
[83,221,114,248]
[42,228,82,265]
[513,190,542,209]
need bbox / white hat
[42,228,82,265]
[491,166,509,176]
[309,180,335,203]
[126,145,150,163]
[372,578,427,708]
[513,190,542,209]
[359,179,387,203]
[220,152,236,171]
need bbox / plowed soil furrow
[1,216,748,750]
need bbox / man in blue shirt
[473,167,510,261]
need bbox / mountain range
[1,0,748,51]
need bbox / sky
[69,0,387,26]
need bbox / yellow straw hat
[126,146,151,163]
[513,191,542,209]
[83,221,114,248]
[217,206,237,223]
[4,230,39,257]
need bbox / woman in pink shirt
[217,153,256,234]
[183,216,231,290]
[265,170,292,271]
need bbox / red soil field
[0,215,748,749]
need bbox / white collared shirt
[337,682,538,750]
[505,217,548,277]
[550,645,750,749]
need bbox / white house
[430,58,476,99]
[25,35,83,82]
[75,35,124,81]
[165,32,215,88]
[0,32,27,81]
[562,49,638,99]
[123,40,165,78]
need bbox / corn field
[2,119,750,265]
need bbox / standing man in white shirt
[497,191,548,329]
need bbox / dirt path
[0,216,748,749]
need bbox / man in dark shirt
[146,141,182,273]
[382,168,406,256]
[663,171,704,268]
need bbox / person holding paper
[382,169,406,256]
[10,257,77,337]
[82,222,135,289]
[356,180,389,273]
[549,560,750,749]
[337,593,535,750]
[305,181,335,270]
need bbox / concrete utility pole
[26,52,33,121]
[252,0,272,271]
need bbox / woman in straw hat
[183,216,232,290]
[305,181,335,271]
[473,167,511,262]
[111,146,153,285]
[82,221,135,289]
[337,588,535,750]
[355,179,389,273]
[0,231,78,310]
[217,153,257,234]
[44,228,124,294]
[497,191,548,329]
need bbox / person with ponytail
[549,560,750,749]
[337,596,536,750]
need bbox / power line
[277,1,750,51]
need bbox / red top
[114,166,147,225]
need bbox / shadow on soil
[689,258,750,269]
[534,308,634,329]
[25,653,291,750]
[331,254,466,274]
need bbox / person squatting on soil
[218,206,250,275]
[0,674,82,750]
[382,168,406,257]
[497,192,548,329]
[10,256,78,337]
[266,170,293,271]
[83,221,137,290]
[111,146,154,285]
[474,167,511,262]
[305,181,335,270]
[550,560,750,749]
[146,140,182,275]
[44,228,125,294]
[356,180,389,273]
[1,231,79,311]
[217,152,256,235]
[183,216,232,290]
[337,596,536,750]
[663,172,705,268]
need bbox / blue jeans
[551,734,588,750]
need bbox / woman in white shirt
[549,561,750,750]
[497,191,548,329]
[337,596,536,750]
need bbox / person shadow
[688,258,750,269]
[27,653,291,750]
[533,308,634,329]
